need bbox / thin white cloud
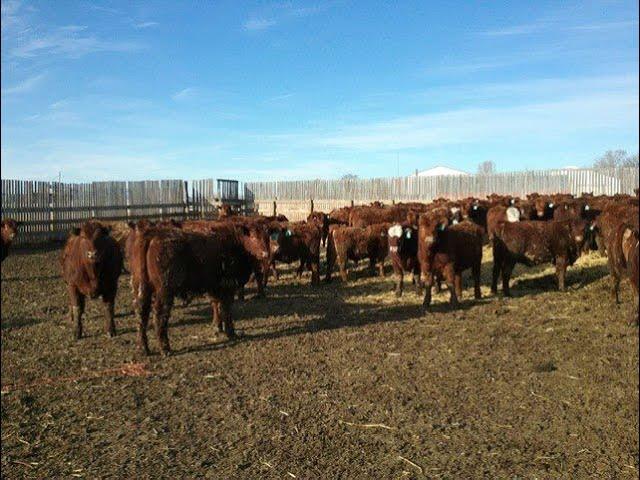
[1,73,46,96]
[311,93,638,151]
[3,2,145,59]
[171,87,198,101]
[569,20,638,31]
[133,21,159,29]
[11,30,144,58]
[481,19,639,37]
[243,18,277,31]
[481,23,545,36]
[242,2,328,32]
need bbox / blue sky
[1,0,638,182]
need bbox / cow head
[419,213,448,249]
[449,206,463,225]
[534,197,554,218]
[388,224,417,255]
[1,219,22,243]
[72,222,112,297]
[238,224,271,276]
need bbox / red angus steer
[61,222,123,339]
[491,219,588,296]
[325,223,389,282]
[387,223,420,297]
[307,211,330,247]
[130,225,252,355]
[182,220,271,299]
[418,216,483,310]
[349,206,406,228]
[271,222,322,285]
[532,196,556,220]
[606,218,640,324]
[1,219,22,263]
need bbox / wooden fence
[1,178,245,245]
[245,167,639,201]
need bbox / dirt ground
[1,244,638,479]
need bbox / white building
[415,166,470,177]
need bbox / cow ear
[70,227,81,236]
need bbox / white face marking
[506,207,520,223]
[389,246,399,252]
[584,205,590,211]
[388,225,403,238]
[452,219,459,225]
[424,235,434,243]
[450,207,460,214]
[549,202,554,208]
[575,235,583,242]
[472,205,478,210]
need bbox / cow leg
[270,261,279,281]
[310,260,320,286]
[395,269,404,298]
[413,266,422,293]
[254,267,266,298]
[135,288,152,356]
[501,260,515,297]
[611,273,621,304]
[338,256,348,282]
[211,298,223,335]
[68,286,85,340]
[368,258,377,276]
[472,261,482,300]
[297,261,305,279]
[102,293,117,338]
[378,261,385,277]
[445,265,459,307]
[220,296,236,339]
[491,245,501,294]
[237,285,245,301]
[555,256,568,292]
[629,284,639,325]
[434,276,442,294]
[153,294,172,356]
[454,272,463,300]
[422,273,433,311]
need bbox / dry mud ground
[1,245,638,479]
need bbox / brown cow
[271,222,322,285]
[606,217,640,324]
[181,220,271,299]
[491,218,588,295]
[1,219,21,263]
[130,224,252,355]
[592,202,639,255]
[349,206,406,228]
[418,216,483,310]
[61,222,123,339]
[387,223,420,297]
[325,223,389,282]
[307,211,330,247]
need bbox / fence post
[126,182,131,222]
[272,200,277,217]
[49,182,55,242]
[350,199,354,207]
[183,181,189,220]
[309,199,314,214]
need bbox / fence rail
[1,178,246,246]
[245,167,639,201]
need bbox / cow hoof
[107,330,117,338]
[74,332,83,340]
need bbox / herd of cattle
[1,190,638,356]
